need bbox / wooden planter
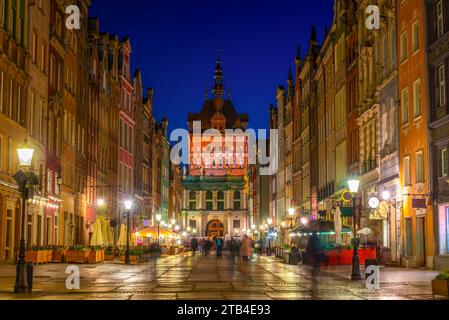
[52,250,64,263]
[120,255,139,264]
[104,254,114,261]
[26,250,50,264]
[88,250,104,264]
[66,250,89,264]
[432,279,449,299]
[46,250,53,263]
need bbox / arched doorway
[206,219,224,238]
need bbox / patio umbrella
[117,223,127,247]
[334,207,343,245]
[100,216,113,246]
[357,227,372,235]
[131,231,137,246]
[90,219,104,246]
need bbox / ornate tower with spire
[212,49,225,98]
[182,49,250,241]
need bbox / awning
[137,226,178,239]
[339,207,354,217]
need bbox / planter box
[120,255,139,264]
[88,250,104,264]
[46,250,53,263]
[66,250,89,264]
[52,250,64,263]
[432,279,449,299]
[26,250,50,264]
[104,254,114,261]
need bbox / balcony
[182,174,245,191]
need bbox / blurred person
[240,235,252,265]
[306,230,322,297]
[215,236,224,258]
[190,238,198,256]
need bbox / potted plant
[66,245,89,264]
[432,271,449,299]
[120,248,140,264]
[104,247,114,261]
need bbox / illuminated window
[413,79,421,118]
[412,20,420,52]
[401,88,409,124]
[400,32,408,62]
[439,64,446,107]
[403,156,411,186]
[415,151,424,183]
[206,191,213,210]
[442,148,448,178]
[217,191,224,210]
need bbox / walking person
[306,230,321,297]
[240,235,252,265]
[215,236,224,258]
[204,238,212,257]
[198,239,203,256]
[229,237,237,260]
[190,238,198,257]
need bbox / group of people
[190,236,225,257]
[228,235,253,264]
[189,235,253,264]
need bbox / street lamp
[124,200,133,265]
[13,140,38,293]
[382,190,391,201]
[347,178,361,281]
[97,198,105,207]
[288,207,295,227]
[155,214,162,245]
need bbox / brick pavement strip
[0,254,444,300]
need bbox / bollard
[27,262,34,293]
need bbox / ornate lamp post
[348,178,361,281]
[124,200,133,265]
[288,207,295,227]
[13,140,38,293]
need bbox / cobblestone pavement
[0,253,443,300]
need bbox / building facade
[398,0,434,268]
[426,0,449,270]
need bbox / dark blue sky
[89,0,334,132]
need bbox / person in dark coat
[190,238,198,256]
[306,231,321,296]
[204,239,212,257]
[215,236,223,258]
